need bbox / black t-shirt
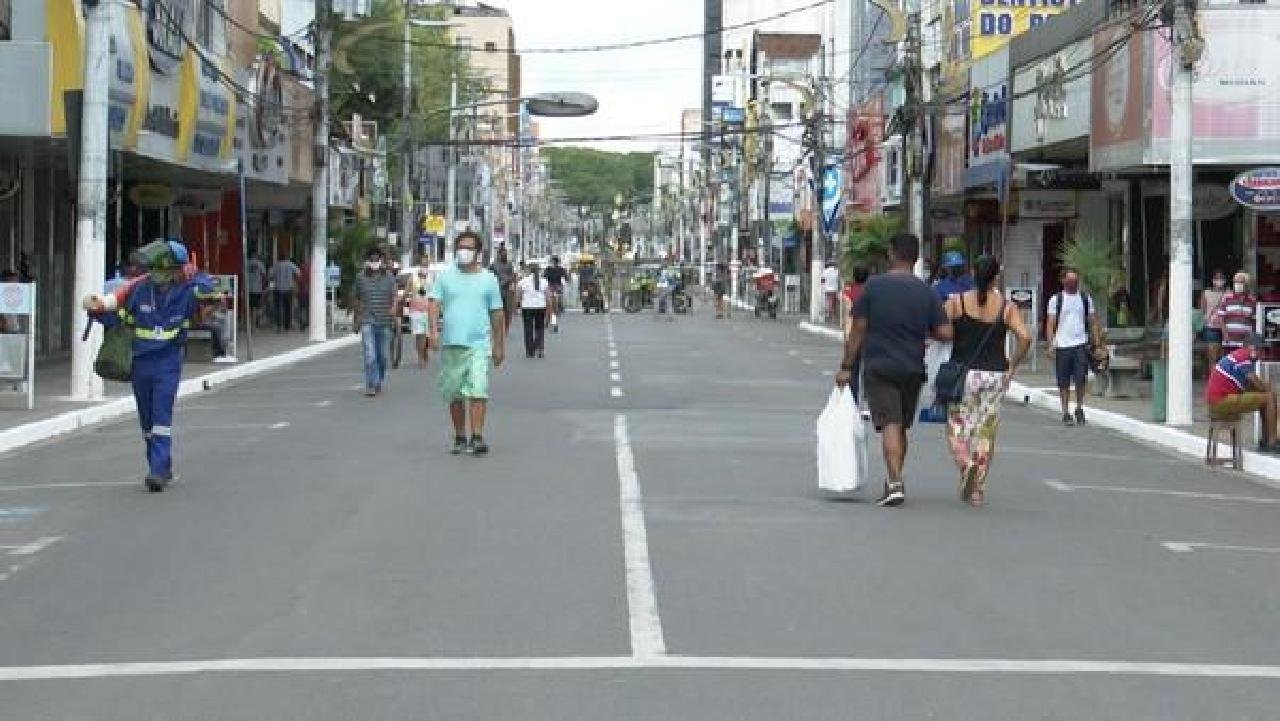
[544,266,568,288]
[852,271,948,377]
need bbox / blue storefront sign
[821,163,843,235]
[1230,168,1280,212]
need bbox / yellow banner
[970,0,1081,59]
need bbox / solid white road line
[0,536,63,555]
[0,482,137,493]
[2,655,1279,681]
[270,422,290,430]
[1045,480,1280,505]
[1162,541,1280,555]
[613,414,666,658]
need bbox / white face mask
[365,261,382,271]
[456,249,477,266]
[1234,282,1247,294]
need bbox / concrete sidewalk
[797,321,1280,485]
[0,325,359,456]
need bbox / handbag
[934,299,1005,406]
[94,323,133,382]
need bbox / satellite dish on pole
[524,92,599,118]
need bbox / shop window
[0,0,10,41]
[485,41,497,52]
[770,102,793,121]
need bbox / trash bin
[1151,358,1167,423]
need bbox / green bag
[94,324,133,382]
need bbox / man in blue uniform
[933,250,974,301]
[85,239,215,492]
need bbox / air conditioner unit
[880,137,903,208]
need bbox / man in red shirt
[1206,334,1279,451]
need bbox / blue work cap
[942,250,966,268]
[167,240,189,265]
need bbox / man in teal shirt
[429,231,506,455]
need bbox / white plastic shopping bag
[918,339,952,410]
[817,386,868,493]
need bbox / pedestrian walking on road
[821,261,841,323]
[408,265,434,369]
[353,249,399,396]
[491,246,517,335]
[712,263,729,319]
[1046,268,1107,426]
[429,231,506,456]
[517,263,548,358]
[837,233,953,507]
[942,257,1032,507]
[83,240,216,492]
[269,256,300,332]
[544,256,569,333]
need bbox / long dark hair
[974,255,1000,306]
[530,264,541,291]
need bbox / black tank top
[952,294,1008,372]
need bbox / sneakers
[467,435,490,456]
[1074,407,1087,426]
[144,473,172,493]
[451,436,468,455]
[876,480,905,507]
[1062,413,1075,427]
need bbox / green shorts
[1209,392,1269,419]
[441,346,491,402]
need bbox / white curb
[797,322,1280,486]
[0,335,359,457]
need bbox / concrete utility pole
[444,74,458,261]
[71,0,112,401]
[309,0,332,343]
[1167,0,1203,426]
[807,45,828,325]
[904,10,927,279]
[400,16,414,268]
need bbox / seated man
[1206,334,1280,452]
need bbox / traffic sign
[821,163,843,235]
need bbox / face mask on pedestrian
[1234,281,1247,294]
[456,248,477,266]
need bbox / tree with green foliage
[329,0,483,175]
[841,213,903,276]
[542,147,656,210]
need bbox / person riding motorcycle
[83,239,216,492]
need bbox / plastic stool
[1206,415,1244,470]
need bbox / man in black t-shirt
[836,233,953,508]
[543,256,569,332]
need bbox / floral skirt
[946,370,1007,493]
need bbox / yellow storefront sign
[970,0,1082,59]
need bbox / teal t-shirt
[430,266,504,348]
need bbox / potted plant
[1056,230,1135,337]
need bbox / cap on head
[166,239,189,265]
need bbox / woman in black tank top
[941,256,1033,506]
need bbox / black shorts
[1055,344,1090,389]
[864,367,924,431]
[249,292,263,310]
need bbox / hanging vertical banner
[821,163,843,235]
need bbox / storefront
[964,48,1012,262]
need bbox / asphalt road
[1,305,1278,720]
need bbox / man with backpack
[1046,268,1108,426]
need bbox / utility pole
[71,0,112,401]
[309,0,331,343]
[904,10,927,279]
[1167,0,1203,426]
[444,73,458,261]
[807,44,828,324]
[400,15,414,268]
